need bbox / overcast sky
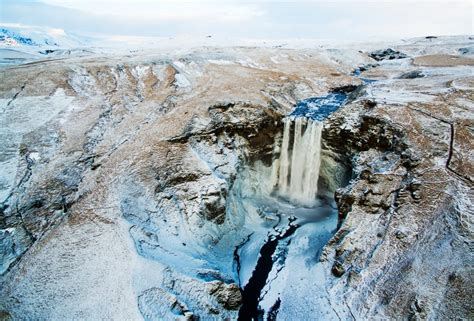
[1,0,473,40]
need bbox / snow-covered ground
[1,26,472,320]
[2,23,472,68]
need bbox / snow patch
[208,59,235,65]
[174,74,191,87]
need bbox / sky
[1,0,473,40]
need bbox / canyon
[0,36,473,320]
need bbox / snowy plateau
[0,25,473,320]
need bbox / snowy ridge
[0,23,93,66]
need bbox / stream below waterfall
[236,90,352,321]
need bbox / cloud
[1,0,472,39]
[39,0,266,23]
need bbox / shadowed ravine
[238,220,299,321]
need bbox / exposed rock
[0,310,12,321]
[330,84,359,94]
[331,259,345,277]
[208,282,242,310]
[458,47,472,55]
[397,70,425,79]
[369,48,408,61]
[353,63,378,75]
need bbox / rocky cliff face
[320,48,474,319]
[0,37,472,320]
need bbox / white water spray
[271,117,323,206]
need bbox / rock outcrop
[368,48,408,61]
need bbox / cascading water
[271,117,323,206]
[236,90,352,321]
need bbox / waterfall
[271,117,323,206]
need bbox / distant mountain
[0,24,91,49]
[0,24,96,66]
